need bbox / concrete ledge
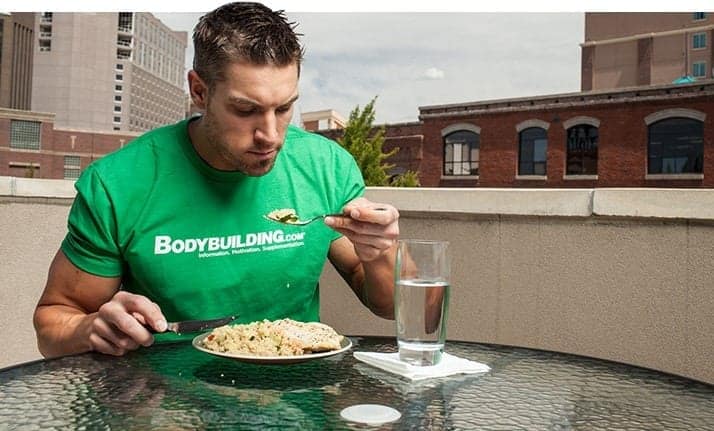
[0,176,76,199]
[367,187,594,217]
[593,188,714,220]
[4,178,714,222]
[0,176,11,196]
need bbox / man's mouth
[248,149,276,160]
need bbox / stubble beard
[201,114,278,177]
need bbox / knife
[147,315,237,334]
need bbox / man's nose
[254,112,280,145]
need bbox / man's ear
[188,70,208,110]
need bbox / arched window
[566,124,598,175]
[443,130,479,176]
[648,118,703,174]
[518,127,547,175]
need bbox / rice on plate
[201,318,344,357]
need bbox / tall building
[581,12,713,91]
[0,13,35,110]
[31,12,187,132]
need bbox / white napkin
[353,351,490,381]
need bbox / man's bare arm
[328,237,396,319]
[34,250,166,358]
[326,199,400,319]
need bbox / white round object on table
[340,404,401,425]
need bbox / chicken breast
[276,319,344,352]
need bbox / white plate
[192,333,353,365]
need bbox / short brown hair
[192,2,304,89]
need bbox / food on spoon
[201,318,344,356]
[266,208,299,224]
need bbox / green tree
[337,97,419,187]
[390,170,420,187]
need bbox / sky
[155,11,584,124]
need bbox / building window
[113,116,121,123]
[9,162,39,178]
[692,61,706,78]
[693,12,707,20]
[693,33,707,49]
[64,155,81,180]
[114,95,122,102]
[10,120,41,150]
[648,118,703,174]
[115,74,123,81]
[118,12,133,32]
[566,124,598,175]
[443,130,479,176]
[114,105,121,112]
[115,85,122,91]
[518,127,548,175]
[116,63,124,70]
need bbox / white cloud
[422,67,445,80]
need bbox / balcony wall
[1,176,712,385]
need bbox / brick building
[0,108,138,179]
[318,81,713,188]
[418,81,713,188]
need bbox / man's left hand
[324,197,399,262]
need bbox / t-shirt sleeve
[340,156,366,205]
[60,167,123,277]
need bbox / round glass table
[0,336,712,430]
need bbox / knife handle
[144,324,165,334]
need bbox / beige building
[0,13,35,110]
[31,12,187,132]
[582,12,714,91]
[301,109,346,132]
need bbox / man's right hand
[88,291,167,356]
[34,250,167,358]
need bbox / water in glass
[395,239,450,366]
[395,279,450,366]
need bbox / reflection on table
[1,337,713,430]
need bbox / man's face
[195,62,299,176]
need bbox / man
[33,2,399,358]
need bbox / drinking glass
[394,239,450,366]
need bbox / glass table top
[0,336,712,430]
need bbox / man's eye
[276,105,292,113]
[234,108,255,117]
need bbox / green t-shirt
[61,118,364,334]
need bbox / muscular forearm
[359,243,397,319]
[34,304,95,358]
[35,251,156,358]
